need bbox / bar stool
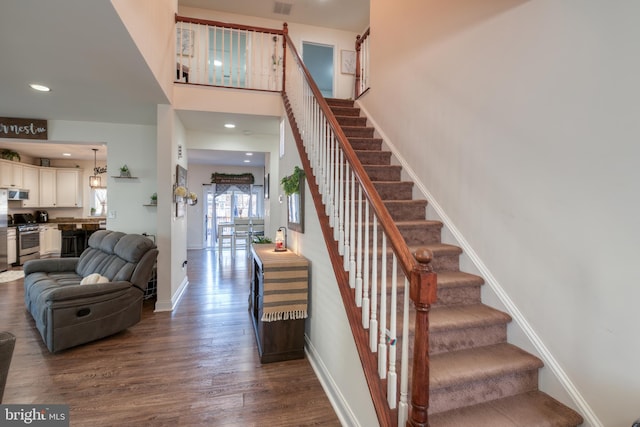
[81,223,100,252]
[58,224,79,257]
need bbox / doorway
[302,42,334,98]
[203,184,264,249]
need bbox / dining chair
[232,218,252,251]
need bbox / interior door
[302,42,334,98]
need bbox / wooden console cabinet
[250,244,309,363]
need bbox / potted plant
[280,166,305,195]
[119,165,131,177]
[150,193,157,205]
[1,149,20,162]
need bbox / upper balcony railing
[355,28,370,98]
[175,15,285,92]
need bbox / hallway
[0,249,340,426]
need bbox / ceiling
[179,0,370,33]
[0,0,368,166]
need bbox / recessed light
[246,152,253,156]
[62,153,71,157]
[224,123,236,129]
[243,160,251,163]
[29,83,50,92]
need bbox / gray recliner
[0,331,16,403]
[23,230,158,353]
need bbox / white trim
[356,100,602,427]
[305,336,363,427]
[154,276,189,312]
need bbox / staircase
[327,97,584,427]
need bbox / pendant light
[89,148,101,188]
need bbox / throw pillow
[80,273,110,285]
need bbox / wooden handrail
[284,34,418,280]
[284,32,436,426]
[175,14,284,35]
[355,28,370,98]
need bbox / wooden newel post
[407,248,437,427]
[281,23,288,93]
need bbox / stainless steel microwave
[7,189,29,200]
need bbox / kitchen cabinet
[39,169,56,207]
[0,159,23,188]
[38,168,83,208]
[250,244,308,363]
[55,169,82,207]
[7,228,16,265]
[21,165,40,208]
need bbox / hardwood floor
[0,249,341,426]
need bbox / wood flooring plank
[0,249,340,426]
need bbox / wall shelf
[142,204,157,207]
[111,176,139,179]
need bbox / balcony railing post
[408,248,437,427]
[355,34,362,98]
[282,22,288,94]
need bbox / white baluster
[349,171,356,287]
[370,216,378,352]
[355,186,363,307]
[387,254,398,408]
[362,200,370,328]
[379,232,387,379]
[398,276,410,426]
[338,151,345,254]
[343,163,350,269]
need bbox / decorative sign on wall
[211,173,255,185]
[0,117,47,140]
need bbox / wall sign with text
[0,117,48,140]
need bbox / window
[92,188,107,216]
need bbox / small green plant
[1,149,20,162]
[150,193,157,204]
[280,166,305,195]
[253,235,272,244]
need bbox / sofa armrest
[44,281,134,303]
[23,258,79,276]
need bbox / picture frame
[176,28,195,57]
[287,175,305,233]
[341,50,356,75]
[176,165,187,218]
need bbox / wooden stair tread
[430,343,543,389]
[429,390,584,427]
[430,304,511,332]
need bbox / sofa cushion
[75,231,155,283]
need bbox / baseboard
[304,335,362,427]
[154,276,189,312]
[356,100,602,427]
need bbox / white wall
[362,1,640,426]
[154,104,189,312]
[279,116,378,426]
[47,119,157,234]
[112,0,177,101]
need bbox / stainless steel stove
[13,213,40,265]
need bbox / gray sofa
[23,230,158,353]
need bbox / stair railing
[283,32,437,427]
[175,15,285,91]
[355,28,371,98]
